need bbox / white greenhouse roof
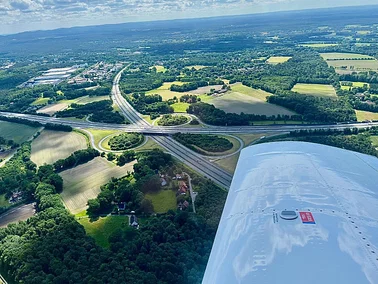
[203,141,378,284]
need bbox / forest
[108,133,144,151]
[56,100,125,124]
[173,133,233,153]
[157,114,188,126]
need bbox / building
[130,214,139,229]
[203,141,378,284]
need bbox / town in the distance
[1,3,378,283]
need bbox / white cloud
[0,0,377,34]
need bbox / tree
[140,199,154,214]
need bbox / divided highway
[111,68,233,188]
[1,67,377,187]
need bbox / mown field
[340,81,369,90]
[0,121,38,144]
[37,95,110,115]
[188,85,223,95]
[77,215,131,248]
[37,102,69,115]
[355,110,378,121]
[31,97,50,105]
[146,81,184,100]
[171,102,190,113]
[201,83,295,116]
[266,56,292,64]
[31,130,87,166]
[150,65,166,72]
[292,83,337,98]
[60,157,136,214]
[145,189,177,213]
[321,53,378,73]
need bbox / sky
[0,0,377,35]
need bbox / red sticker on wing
[299,212,316,224]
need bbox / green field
[321,53,374,60]
[321,53,378,73]
[171,102,190,113]
[340,81,369,90]
[83,129,123,147]
[266,56,292,64]
[231,83,272,101]
[0,194,10,208]
[300,43,338,48]
[31,97,50,105]
[145,190,177,213]
[60,157,136,214]
[31,130,87,166]
[78,215,131,248]
[201,84,295,116]
[371,136,378,148]
[76,95,110,104]
[146,81,185,100]
[150,65,166,72]
[0,121,38,144]
[355,110,378,122]
[135,137,165,152]
[214,154,240,174]
[292,83,337,98]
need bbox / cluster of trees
[120,69,178,94]
[173,133,233,154]
[56,100,125,124]
[53,148,99,172]
[187,102,302,126]
[116,150,136,166]
[87,176,143,216]
[268,94,356,122]
[170,81,208,92]
[340,72,378,84]
[108,133,144,151]
[126,93,173,115]
[180,94,200,103]
[157,114,188,126]
[44,83,109,100]
[0,137,17,150]
[0,143,62,202]
[88,149,172,216]
[0,143,38,201]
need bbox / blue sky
[0,0,377,35]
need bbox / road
[111,68,233,188]
[1,67,377,188]
[0,203,36,228]
[1,110,376,135]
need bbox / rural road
[0,203,36,228]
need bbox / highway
[1,67,378,188]
[111,68,233,188]
[1,111,377,135]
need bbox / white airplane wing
[203,141,378,284]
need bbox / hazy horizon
[1,0,378,36]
